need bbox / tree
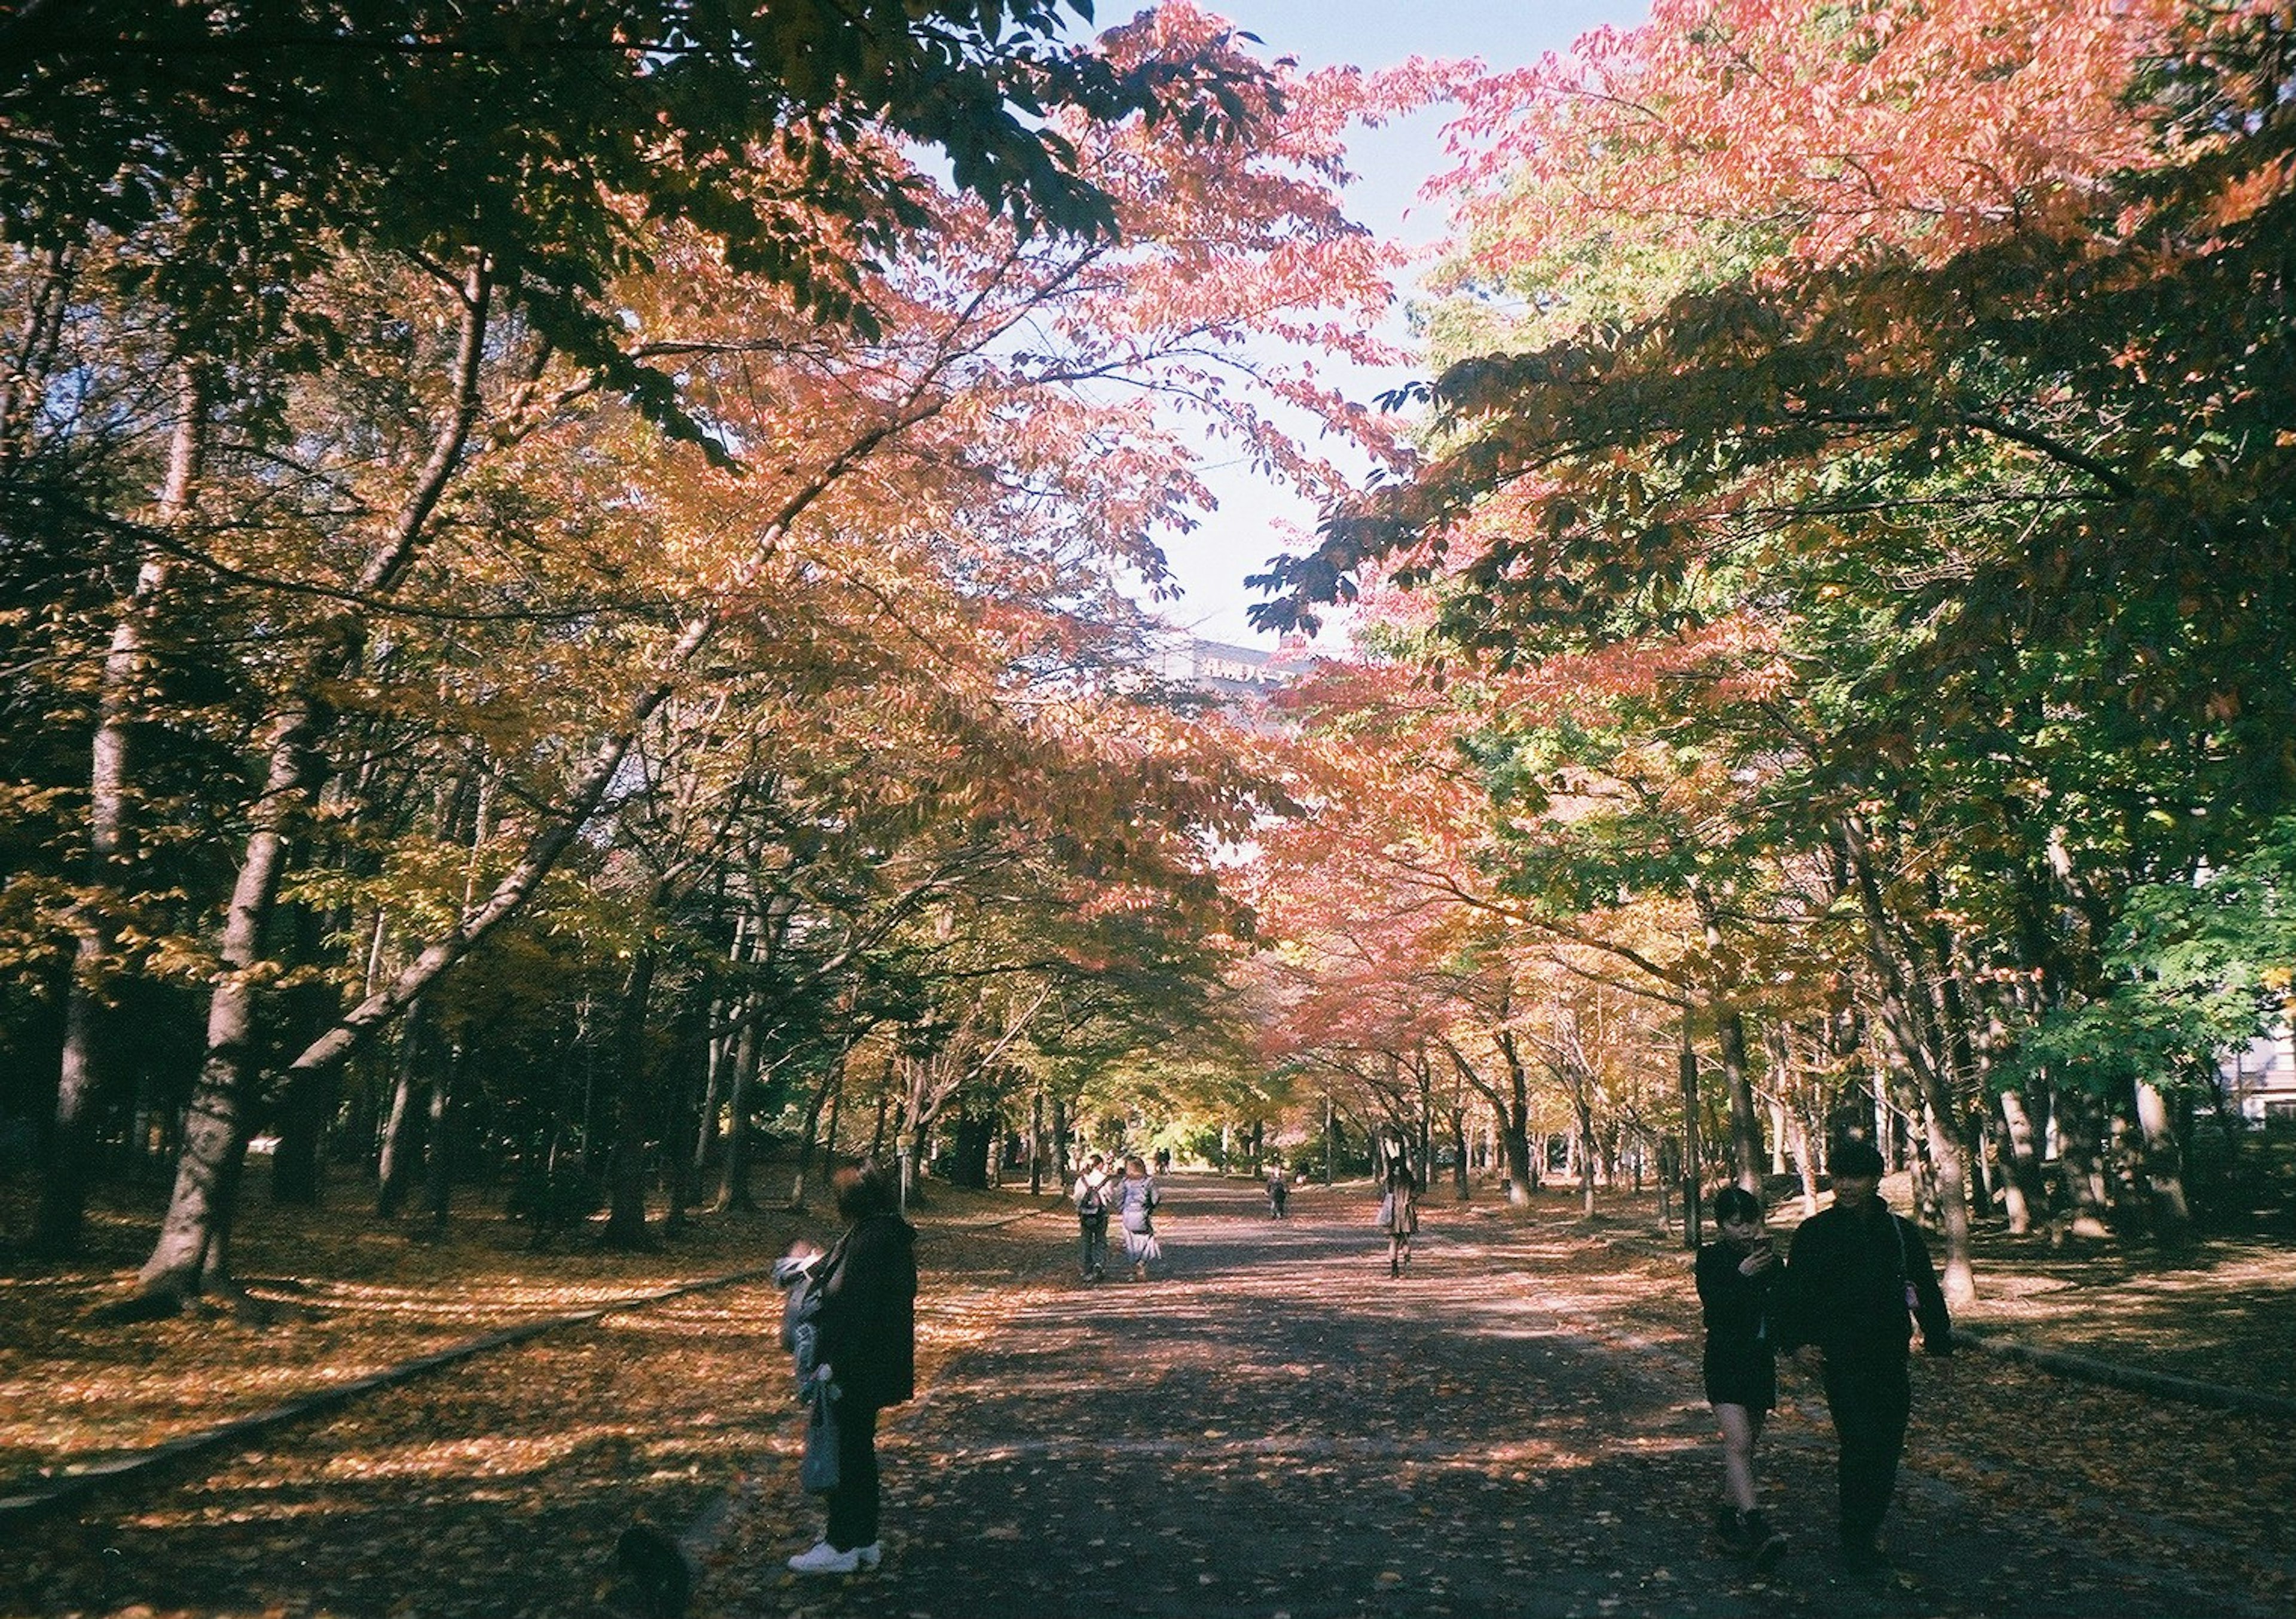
[1247,0,2296,1276]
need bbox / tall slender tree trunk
[1497,1027,1534,1206]
[375,1008,423,1218]
[1787,1102,1820,1217]
[690,979,731,1193]
[1835,814,1977,1302]
[1996,1087,2044,1235]
[2132,1079,2193,1240]
[268,899,338,1206]
[1712,1006,1766,1193]
[604,951,657,1248]
[35,361,203,1258]
[786,1065,840,1211]
[137,264,493,1299]
[715,999,761,1213]
[136,698,328,1300]
[426,1038,460,1227]
[2054,1084,2114,1238]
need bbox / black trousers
[1819,1351,1911,1547]
[825,1398,881,1552]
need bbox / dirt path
[722,1174,2279,1619]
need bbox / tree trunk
[1713,1006,1765,1194]
[689,994,728,1195]
[1575,1094,1596,1217]
[604,951,657,1248]
[2054,1085,2114,1238]
[1836,813,1978,1301]
[134,1056,252,1303]
[426,1038,460,1227]
[1028,1083,1045,1195]
[664,1004,709,1233]
[715,996,760,1212]
[375,1010,423,1218]
[1497,1029,1534,1206]
[268,900,338,1206]
[1787,1103,1820,1217]
[785,1066,839,1211]
[35,360,203,1258]
[136,697,328,1299]
[1995,1087,2042,1235]
[950,1109,994,1190]
[2132,1078,2193,1241]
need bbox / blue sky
[1137,2,1647,646]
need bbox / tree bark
[785,1066,839,1211]
[2054,1084,2114,1238]
[2132,1078,2193,1240]
[715,993,761,1213]
[1712,1006,1766,1193]
[1836,814,1979,1302]
[136,696,328,1299]
[604,950,658,1248]
[136,264,493,1297]
[1995,1086,2043,1235]
[35,359,203,1258]
[425,1037,460,1227]
[374,1009,423,1218]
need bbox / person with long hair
[1113,1154,1161,1281]
[1378,1163,1418,1278]
[787,1161,917,1575]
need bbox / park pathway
[732,1174,2273,1619]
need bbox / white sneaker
[787,1542,863,1574]
[853,1542,883,1569]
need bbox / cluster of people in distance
[768,1133,1950,1586]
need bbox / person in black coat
[1696,1186,1787,1569]
[1777,1139,1952,1572]
[788,1161,917,1576]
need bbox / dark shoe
[1837,1538,1887,1578]
[1741,1511,1787,1573]
[1713,1506,1751,1554]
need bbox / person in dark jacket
[1696,1186,1786,1569]
[1778,1139,1952,1572]
[788,1161,917,1576]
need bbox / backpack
[1076,1172,1110,1217]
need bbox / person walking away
[1378,1165,1418,1277]
[1114,1154,1161,1281]
[1266,1162,1289,1218]
[1072,1153,1115,1281]
[1778,1138,1952,1574]
[788,1161,917,1576]
[1696,1187,1787,1571]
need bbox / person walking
[1696,1187,1787,1571]
[1778,1138,1952,1574]
[1377,1163,1418,1278]
[787,1161,917,1577]
[1072,1153,1115,1281]
[1266,1161,1289,1218]
[1113,1154,1161,1281]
